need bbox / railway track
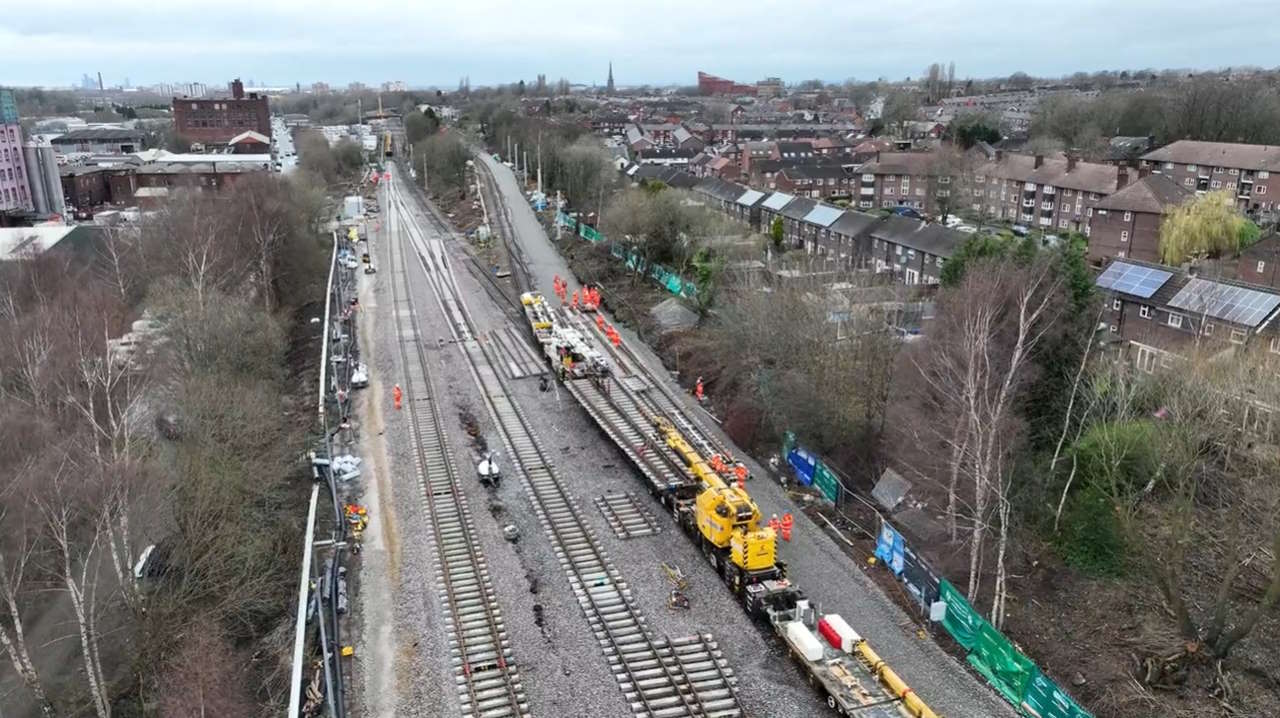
[594,492,662,540]
[389,170,745,718]
[384,181,529,718]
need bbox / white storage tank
[817,614,862,653]
[783,621,825,663]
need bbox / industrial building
[0,89,34,216]
[172,78,272,146]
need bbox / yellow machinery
[653,417,776,572]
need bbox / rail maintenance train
[520,291,939,718]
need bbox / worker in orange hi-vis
[768,513,781,535]
[781,512,794,542]
[571,290,579,308]
[694,376,704,402]
[393,384,402,410]
[734,463,748,487]
[596,314,606,330]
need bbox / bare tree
[0,483,54,716]
[920,255,1065,625]
[39,464,111,718]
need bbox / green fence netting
[938,579,983,650]
[1021,667,1094,718]
[967,620,1036,705]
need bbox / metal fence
[780,431,1094,718]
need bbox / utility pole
[514,142,520,178]
[537,132,543,194]
[524,151,529,186]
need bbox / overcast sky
[4,0,1278,89]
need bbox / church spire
[606,61,615,95]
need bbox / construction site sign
[813,463,841,503]
[938,579,983,651]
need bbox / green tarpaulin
[966,620,1035,705]
[580,224,602,242]
[1020,668,1094,718]
[938,579,983,650]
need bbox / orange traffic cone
[393,384,402,410]
[781,512,794,542]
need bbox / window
[1063,189,1074,197]
[1164,162,1174,170]
[1167,312,1184,329]
[1059,218,1069,229]
[916,187,925,196]
[1121,231,1129,242]
[1211,180,1221,189]
[1204,321,1214,336]
[1259,261,1267,273]
[1117,250,1126,258]
[1109,324,1119,334]
[938,176,951,184]
[1229,168,1239,176]
[1184,178,1194,187]
[886,175,897,182]
[936,189,950,197]
[885,187,894,195]
[1062,203,1071,211]
[1187,164,1197,172]
[1140,305,1151,319]
[1123,211,1132,222]
[974,174,985,182]
[1086,207,1093,217]
[1261,171,1271,179]
[1228,182,1237,190]
[1270,336,1280,354]
[1112,299,1122,311]
[191,103,197,110]
[1258,186,1268,195]
[1230,328,1247,344]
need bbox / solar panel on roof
[1168,278,1280,329]
[1094,261,1172,299]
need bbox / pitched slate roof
[859,152,940,177]
[780,197,817,221]
[978,153,1120,194]
[1141,140,1280,172]
[735,189,766,207]
[1094,173,1192,214]
[830,210,880,238]
[869,216,965,258]
[694,177,747,202]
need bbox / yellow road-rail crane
[651,416,784,593]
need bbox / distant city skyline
[3,0,1279,89]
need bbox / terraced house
[1095,259,1280,376]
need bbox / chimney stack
[1116,167,1131,191]
[995,149,1004,162]
[1034,154,1044,169]
[874,150,881,162]
[230,78,245,100]
[1067,155,1078,172]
